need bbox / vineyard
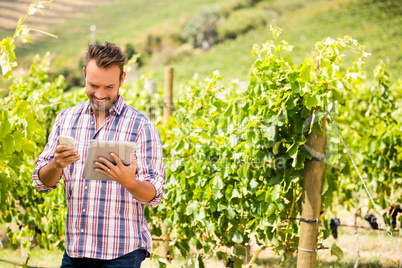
[1,1,402,268]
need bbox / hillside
[0,0,111,31]
[143,0,402,84]
[10,0,228,58]
[1,0,402,90]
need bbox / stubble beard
[89,94,118,114]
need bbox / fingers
[56,145,78,156]
[94,160,111,174]
[130,155,137,170]
[110,153,123,166]
[94,157,117,179]
[54,145,80,169]
[63,153,80,161]
[54,152,80,169]
[95,156,116,173]
[55,144,68,153]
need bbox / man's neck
[93,109,109,121]
[92,107,109,131]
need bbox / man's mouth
[94,98,108,105]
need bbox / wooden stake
[160,223,170,262]
[297,114,326,268]
[245,243,251,265]
[163,66,173,122]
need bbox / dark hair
[85,42,126,78]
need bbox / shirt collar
[110,94,125,115]
[82,94,125,116]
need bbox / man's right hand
[38,146,81,188]
[54,145,81,169]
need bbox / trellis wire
[326,108,402,267]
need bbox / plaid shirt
[32,95,165,260]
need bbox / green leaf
[0,110,12,139]
[176,240,190,257]
[266,203,276,217]
[229,229,243,244]
[269,173,282,186]
[216,251,227,260]
[185,202,197,215]
[322,175,329,195]
[273,140,281,155]
[299,60,313,82]
[330,242,344,260]
[0,38,17,79]
[194,207,205,221]
[15,25,31,43]
[249,178,259,193]
[260,124,276,140]
[224,102,233,117]
[294,146,311,169]
[214,174,224,190]
[174,139,185,153]
[287,142,299,159]
[2,133,15,154]
[13,131,24,152]
[226,205,236,219]
[305,94,319,110]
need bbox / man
[32,42,165,268]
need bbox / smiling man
[32,42,165,268]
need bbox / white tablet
[82,140,136,181]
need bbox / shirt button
[85,186,88,189]
[81,229,84,233]
[83,209,86,212]
[91,121,94,125]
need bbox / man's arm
[124,180,156,203]
[38,145,81,187]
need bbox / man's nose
[95,88,108,99]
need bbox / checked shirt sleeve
[32,113,63,193]
[135,121,166,207]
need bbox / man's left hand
[95,153,156,202]
[95,153,137,187]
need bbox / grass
[0,246,63,268]
[139,0,402,92]
[1,215,400,268]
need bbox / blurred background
[0,0,401,94]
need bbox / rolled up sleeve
[32,114,63,193]
[135,121,165,207]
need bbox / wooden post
[297,114,326,268]
[163,66,173,122]
[353,205,366,268]
[160,223,170,262]
[245,243,251,265]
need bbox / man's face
[84,60,126,115]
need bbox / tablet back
[82,140,136,181]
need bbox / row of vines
[1,2,401,267]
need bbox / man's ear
[83,67,86,82]
[120,72,127,87]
